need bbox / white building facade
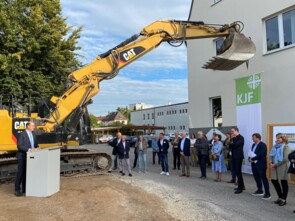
[187,0,295,140]
[129,103,154,111]
[131,102,189,134]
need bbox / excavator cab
[203,29,256,71]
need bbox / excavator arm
[39,20,255,132]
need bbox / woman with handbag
[288,149,295,213]
[211,134,227,182]
[270,133,291,206]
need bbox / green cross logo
[236,73,261,106]
[247,74,261,90]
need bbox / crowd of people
[13,121,295,214]
[107,128,295,214]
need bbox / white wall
[188,0,295,140]
[131,102,189,134]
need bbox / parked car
[108,137,114,145]
[143,135,153,147]
[107,135,136,147]
[97,135,113,144]
[129,136,137,147]
[164,134,174,141]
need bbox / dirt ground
[0,175,177,221]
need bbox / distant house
[96,116,106,125]
[101,112,128,126]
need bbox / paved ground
[1,143,294,221]
[93,143,295,221]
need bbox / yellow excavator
[0,20,256,180]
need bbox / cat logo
[123,48,136,61]
[118,46,145,63]
[14,120,29,130]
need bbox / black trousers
[252,164,270,195]
[173,148,180,169]
[152,152,160,164]
[233,157,244,190]
[271,179,288,200]
[133,152,138,168]
[15,155,26,193]
[198,154,208,177]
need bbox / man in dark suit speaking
[15,121,39,196]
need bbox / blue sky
[60,0,192,116]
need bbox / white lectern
[26,147,61,197]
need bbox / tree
[0,0,82,101]
[89,113,99,128]
[117,106,132,123]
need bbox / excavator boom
[39,19,256,133]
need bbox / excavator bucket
[202,31,256,71]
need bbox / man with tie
[15,121,39,197]
[249,133,271,200]
[229,127,245,194]
[158,133,170,176]
[178,132,191,177]
[118,135,132,177]
[109,132,122,173]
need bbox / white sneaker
[166,172,170,176]
[160,171,165,175]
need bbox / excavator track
[0,150,112,184]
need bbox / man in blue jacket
[249,133,270,200]
[179,132,191,177]
[118,135,132,177]
[158,133,170,176]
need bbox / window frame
[263,8,295,54]
[210,96,223,128]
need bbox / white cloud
[60,0,192,116]
[61,0,191,64]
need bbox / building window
[180,125,182,130]
[265,16,279,51]
[143,114,145,120]
[185,109,188,113]
[179,109,182,113]
[265,8,295,52]
[183,126,185,130]
[210,97,223,127]
[152,113,154,119]
[283,9,295,46]
[147,114,150,119]
[215,38,224,55]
